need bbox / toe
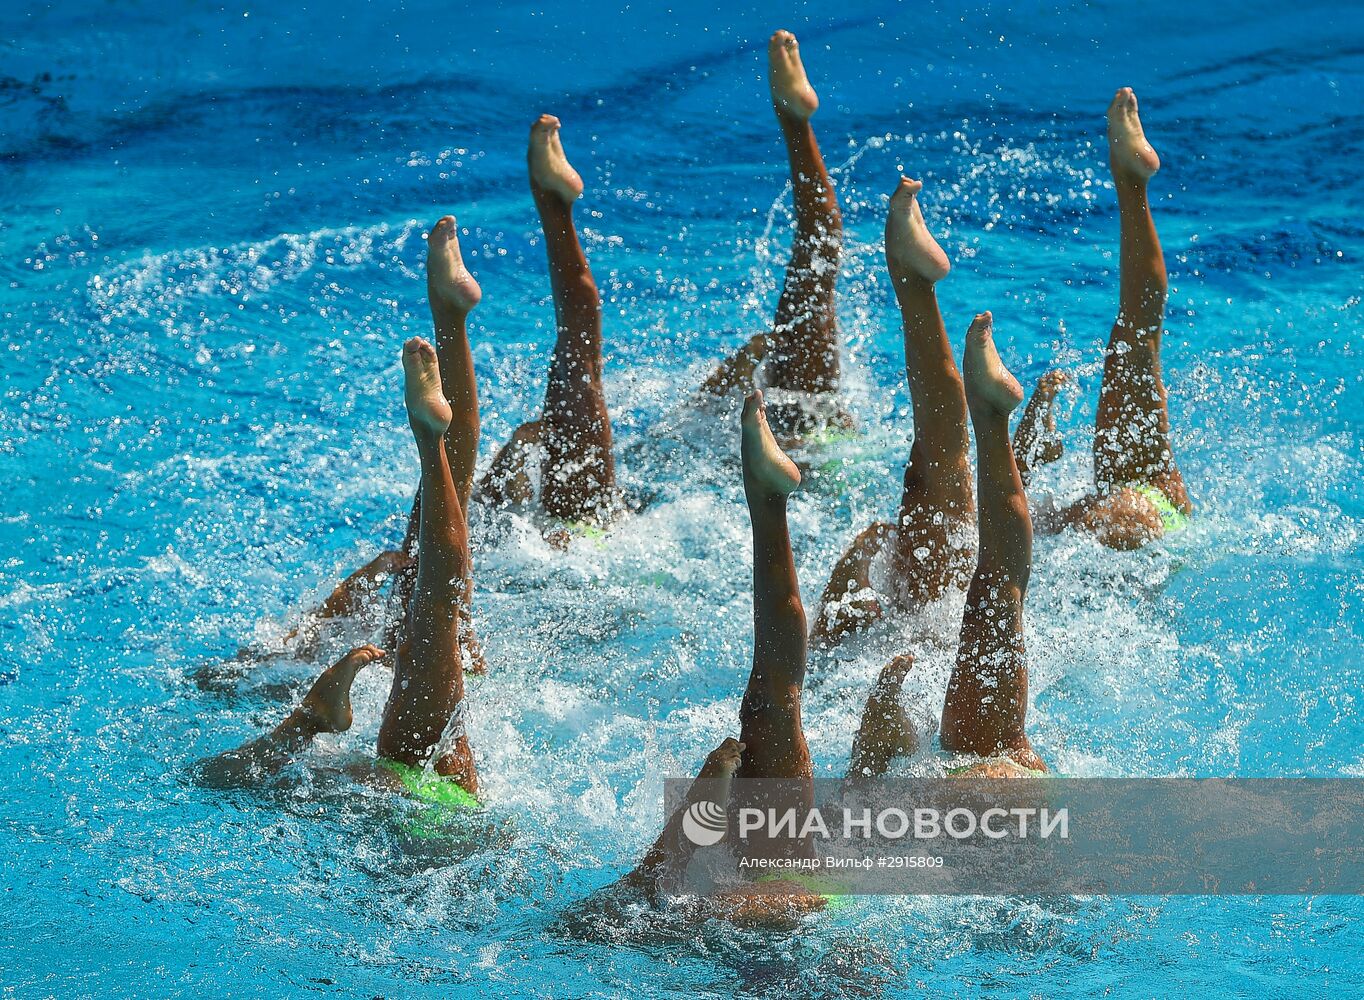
[887,653,915,679]
[428,216,455,241]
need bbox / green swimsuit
[1131,483,1190,535]
[378,758,479,839]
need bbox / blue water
[3,0,1363,995]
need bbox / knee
[775,594,807,634]
[740,679,801,726]
[561,270,600,306]
[375,549,414,576]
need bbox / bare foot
[768,30,818,121]
[740,390,801,498]
[962,312,1023,416]
[698,737,745,780]
[426,216,481,313]
[885,177,950,285]
[1033,368,1068,400]
[849,654,920,780]
[701,333,768,397]
[402,337,453,438]
[1014,370,1068,483]
[1106,87,1160,182]
[299,645,385,733]
[527,114,584,205]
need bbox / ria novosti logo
[681,800,727,846]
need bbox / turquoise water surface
[3,1,1363,996]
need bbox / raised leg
[733,390,813,859]
[393,227,489,675]
[425,216,482,510]
[375,338,477,795]
[1013,370,1068,487]
[809,521,891,647]
[1093,88,1190,514]
[940,314,1045,772]
[478,419,543,508]
[527,115,616,524]
[763,30,844,397]
[884,178,976,607]
[194,645,385,788]
[847,654,920,782]
[627,737,745,895]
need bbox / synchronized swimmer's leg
[280,223,482,669]
[810,520,893,647]
[846,654,920,782]
[763,30,844,399]
[422,218,487,672]
[526,115,616,524]
[479,419,543,508]
[627,736,744,895]
[1013,369,1068,487]
[884,178,977,609]
[425,217,484,510]
[194,645,386,787]
[375,338,478,794]
[811,178,972,647]
[732,390,815,861]
[1060,89,1190,549]
[702,31,843,415]
[613,395,821,920]
[940,314,1045,772]
[1094,88,1182,496]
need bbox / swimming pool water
[3,0,1362,995]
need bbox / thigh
[376,600,465,763]
[890,494,975,608]
[941,578,1026,753]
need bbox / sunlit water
[3,0,1363,995]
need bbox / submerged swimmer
[701,31,850,440]
[619,391,826,924]
[849,313,1047,779]
[479,115,618,529]
[1032,89,1193,549]
[199,336,482,803]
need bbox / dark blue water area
[2,0,1363,995]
